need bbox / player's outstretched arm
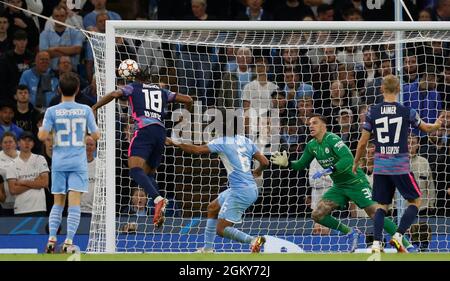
[353,130,371,174]
[165,137,210,155]
[175,94,193,112]
[419,114,443,133]
[92,90,123,112]
[252,151,269,178]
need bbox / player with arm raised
[166,123,269,253]
[39,72,100,253]
[353,74,443,253]
[271,114,414,252]
[92,66,193,228]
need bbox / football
[118,59,139,79]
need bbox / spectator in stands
[437,64,450,109]
[6,131,49,216]
[273,0,313,21]
[0,175,4,205]
[235,0,273,21]
[403,54,419,84]
[316,4,334,21]
[333,108,358,153]
[23,0,43,30]
[337,63,359,107]
[19,51,59,111]
[280,117,301,153]
[80,135,96,216]
[432,0,450,21]
[0,132,18,216]
[404,67,442,137]
[0,29,34,105]
[271,90,288,125]
[336,46,363,70]
[44,0,84,30]
[408,134,436,214]
[184,0,217,20]
[79,74,97,106]
[2,0,39,51]
[0,102,23,138]
[13,85,40,141]
[39,6,84,72]
[325,80,349,126]
[418,7,435,21]
[274,47,312,89]
[308,158,332,235]
[220,46,254,108]
[356,45,380,105]
[83,0,121,31]
[342,7,362,21]
[243,56,278,116]
[0,15,11,56]
[55,56,87,89]
[129,188,148,216]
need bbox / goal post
[87,20,450,253]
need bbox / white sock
[154,196,164,204]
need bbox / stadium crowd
[0,0,449,224]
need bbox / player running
[353,75,443,253]
[92,66,192,228]
[165,120,269,253]
[271,113,415,252]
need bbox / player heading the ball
[92,62,192,228]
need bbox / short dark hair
[308,113,328,125]
[134,65,151,83]
[58,72,80,97]
[16,84,29,92]
[1,131,17,143]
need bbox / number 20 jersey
[363,101,422,175]
[121,82,177,129]
[42,101,98,172]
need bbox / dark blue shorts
[372,173,422,204]
[128,125,166,168]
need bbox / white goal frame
[100,20,450,253]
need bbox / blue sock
[147,174,160,197]
[48,204,64,239]
[374,209,386,242]
[129,167,159,199]
[398,205,418,234]
[66,206,81,242]
[223,226,253,244]
[204,219,217,249]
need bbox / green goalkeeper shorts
[321,181,375,210]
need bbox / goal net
[87,21,450,253]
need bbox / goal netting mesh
[86,23,450,253]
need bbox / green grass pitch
[0,253,450,261]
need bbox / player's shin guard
[204,219,217,250]
[48,204,64,239]
[398,205,419,234]
[223,226,253,244]
[374,209,386,242]
[66,206,81,242]
[130,167,159,199]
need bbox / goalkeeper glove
[311,167,334,180]
[270,151,289,167]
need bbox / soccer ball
[118,59,139,79]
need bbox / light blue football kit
[207,135,259,224]
[42,102,99,194]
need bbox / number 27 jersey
[121,82,177,129]
[363,101,422,175]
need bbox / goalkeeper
[271,114,414,252]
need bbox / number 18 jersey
[121,82,177,129]
[363,101,422,175]
[42,101,98,172]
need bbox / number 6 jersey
[363,101,422,175]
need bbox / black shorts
[372,173,422,204]
[128,125,166,168]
